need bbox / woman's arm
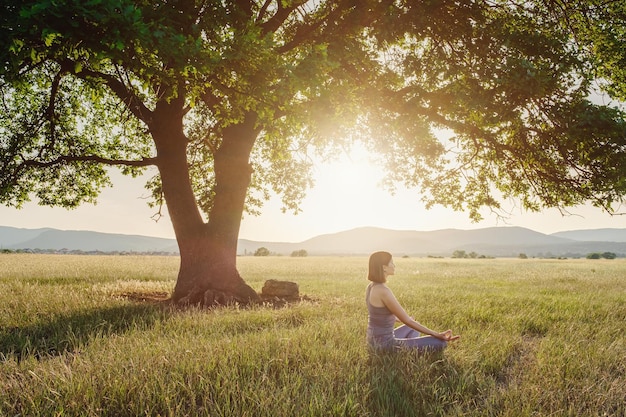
[380,287,459,342]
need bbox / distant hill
[0,227,54,247]
[235,226,626,257]
[2,225,626,257]
[551,228,626,242]
[0,226,178,253]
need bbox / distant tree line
[254,247,271,256]
[457,250,621,259]
[252,247,308,257]
[0,248,178,255]
[2,247,619,259]
[451,250,493,259]
[586,252,617,259]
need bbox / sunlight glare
[314,143,383,195]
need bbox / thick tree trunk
[152,101,259,306]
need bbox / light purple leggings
[393,325,448,351]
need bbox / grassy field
[0,254,624,416]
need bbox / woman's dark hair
[368,251,392,283]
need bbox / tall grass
[1,254,624,416]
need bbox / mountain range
[2,225,626,257]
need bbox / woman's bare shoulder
[370,283,393,298]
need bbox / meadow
[0,254,624,417]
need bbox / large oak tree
[2,0,625,305]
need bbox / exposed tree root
[116,289,314,309]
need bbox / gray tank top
[366,283,396,348]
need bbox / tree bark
[152,101,259,306]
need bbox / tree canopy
[2,0,626,303]
[3,0,626,219]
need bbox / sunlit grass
[1,255,624,416]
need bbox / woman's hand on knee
[438,329,460,342]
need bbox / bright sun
[302,144,392,228]
[299,142,462,237]
[313,144,383,195]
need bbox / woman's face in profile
[385,258,395,276]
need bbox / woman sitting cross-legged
[366,251,460,352]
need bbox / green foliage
[1,1,626,221]
[452,250,491,259]
[557,1,626,101]
[254,247,270,257]
[586,252,617,260]
[290,249,308,257]
[1,255,625,416]
[452,250,466,259]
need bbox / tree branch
[276,1,353,53]
[45,69,64,155]
[276,0,394,54]
[235,0,254,18]
[67,62,154,127]
[255,0,273,24]
[260,0,308,35]
[21,154,157,168]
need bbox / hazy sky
[2,147,625,242]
